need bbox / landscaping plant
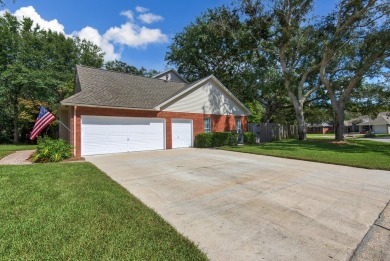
[243,132,256,144]
[195,132,238,148]
[33,137,72,163]
[364,131,376,138]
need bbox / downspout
[73,106,77,156]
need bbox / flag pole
[56,118,71,132]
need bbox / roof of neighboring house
[356,112,390,126]
[345,112,390,126]
[61,65,251,114]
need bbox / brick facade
[70,106,247,157]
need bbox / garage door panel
[107,135,127,143]
[128,134,146,142]
[83,125,106,133]
[108,125,127,133]
[106,143,127,153]
[83,134,107,143]
[82,116,165,156]
[172,119,192,149]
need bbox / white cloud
[137,13,164,24]
[4,6,168,62]
[120,10,134,21]
[105,23,168,48]
[135,6,149,13]
[13,6,65,34]
[75,26,120,61]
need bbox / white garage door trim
[81,115,165,156]
[172,119,193,149]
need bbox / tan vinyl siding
[163,81,246,116]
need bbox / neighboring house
[344,112,390,134]
[59,65,251,157]
[306,122,333,134]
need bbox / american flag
[30,106,56,140]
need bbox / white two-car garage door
[172,119,193,148]
[81,116,165,156]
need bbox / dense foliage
[194,132,239,148]
[243,132,256,145]
[105,60,159,77]
[0,13,104,144]
[33,137,72,162]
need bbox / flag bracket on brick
[30,106,56,140]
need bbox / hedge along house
[59,65,251,157]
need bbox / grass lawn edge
[220,139,390,171]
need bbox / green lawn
[0,163,207,260]
[0,144,37,159]
[222,139,390,170]
[306,134,335,139]
[374,134,390,138]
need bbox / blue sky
[1,0,338,71]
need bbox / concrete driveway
[86,149,390,261]
[362,137,390,143]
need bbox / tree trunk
[287,91,306,140]
[262,107,272,123]
[12,101,19,144]
[295,107,306,140]
[334,108,345,141]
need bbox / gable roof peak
[152,69,189,83]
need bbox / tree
[166,7,255,101]
[234,0,325,140]
[166,7,295,122]
[105,60,159,77]
[75,37,104,69]
[346,81,390,118]
[0,13,104,143]
[167,2,326,138]
[319,0,390,140]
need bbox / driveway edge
[350,200,390,260]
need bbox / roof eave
[60,102,159,111]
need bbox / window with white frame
[204,118,212,133]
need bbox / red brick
[70,106,247,157]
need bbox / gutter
[61,103,159,111]
[73,106,77,156]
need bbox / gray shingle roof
[346,112,390,126]
[61,65,188,109]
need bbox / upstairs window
[204,118,212,133]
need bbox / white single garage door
[172,119,193,148]
[81,116,165,156]
[373,125,387,134]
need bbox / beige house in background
[345,112,390,134]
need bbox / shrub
[228,132,239,146]
[33,137,72,163]
[194,132,238,148]
[244,132,256,144]
[364,131,376,138]
[211,132,230,147]
[194,133,213,148]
